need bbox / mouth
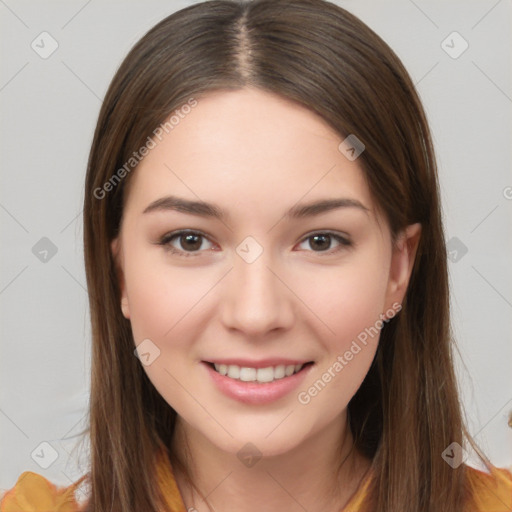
[202,359,315,405]
[204,361,314,384]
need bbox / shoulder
[465,464,512,511]
[0,471,87,512]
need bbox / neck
[170,412,371,512]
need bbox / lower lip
[203,362,313,405]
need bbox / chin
[209,425,306,460]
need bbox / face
[111,88,419,458]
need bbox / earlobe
[111,237,130,319]
[385,223,422,308]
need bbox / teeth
[213,363,306,383]
[256,367,274,383]
[239,367,256,382]
[273,365,285,379]
[227,365,239,379]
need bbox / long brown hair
[81,0,492,510]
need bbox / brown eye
[298,232,352,254]
[309,234,331,251]
[178,233,203,251]
[158,230,214,256]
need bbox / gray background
[1,0,511,492]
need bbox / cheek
[123,254,209,409]
[122,250,209,344]
[300,251,390,347]
[294,249,389,408]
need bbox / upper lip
[204,358,313,369]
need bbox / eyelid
[299,229,351,243]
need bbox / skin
[111,88,421,511]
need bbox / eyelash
[156,230,352,258]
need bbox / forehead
[124,88,374,219]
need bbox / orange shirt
[1,451,511,511]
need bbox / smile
[211,363,307,383]
[203,360,314,405]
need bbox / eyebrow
[142,195,370,220]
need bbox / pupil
[182,234,201,250]
[311,234,330,251]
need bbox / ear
[111,237,130,319]
[384,223,421,315]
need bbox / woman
[2,0,511,511]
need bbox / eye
[156,230,352,258]
[297,232,352,254]
[157,230,214,257]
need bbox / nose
[220,251,295,338]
